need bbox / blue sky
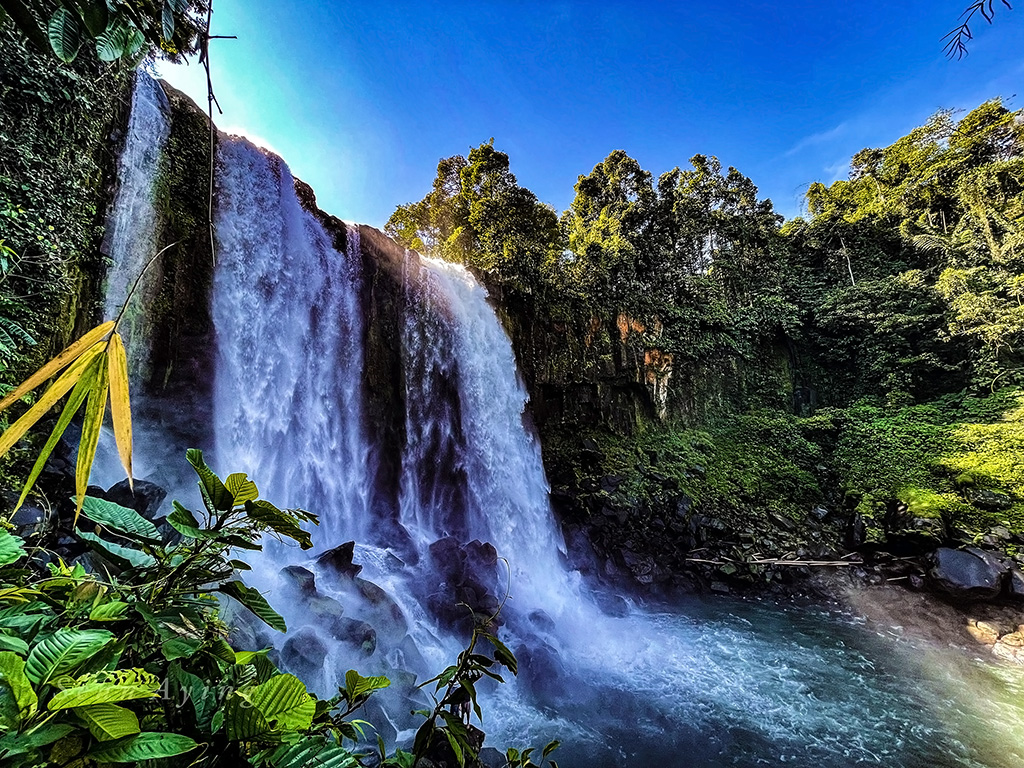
[158,1,1024,227]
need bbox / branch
[944,0,1013,59]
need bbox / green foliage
[835,389,1024,540]
[386,140,562,298]
[1,0,210,63]
[0,451,540,767]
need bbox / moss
[145,83,215,395]
[0,26,132,377]
[835,388,1024,538]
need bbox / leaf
[343,669,390,700]
[225,472,259,505]
[262,738,361,768]
[219,581,286,632]
[443,728,465,768]
[161,0,173,40]
[481,633,518,675]
[77,702,139,742]
[0,321,113,412]
[78,0,108,36]
[89,601,129,622]
[74,355,109,524]
[0,530,26,567]
[0,0,48,52]
[76,529,156,570]
[167,502,208,539]
[0,652,37,721]
[0,340,105,459]
[107,332,132,488]
[0,723,73,757]
[160,637,200,661]
[25,628,113,685]
[49,681,158,709]
[186,449,233,511]
[0,634,28,655]
[48,7,83,62]
[78,496,159,542]
[245,500,313,549]
[94,16,145,62]
[15,355,97,511]
[226,674,315,739]
[87,732,198,762]
[542,740,561,759]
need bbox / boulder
[929,548,1007,600]
[280,565,317,598]
[105,479,167,520]
[970,489,1013,511]
[316,540,362,579]
[966,619,1001,645]
[326,618,376,657]
[282,627,327,678]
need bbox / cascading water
[102,72,170,367]
[211,137,370,544]
[102,74,1024,768]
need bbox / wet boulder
[327,617,377,657]
[280,565,317,598]
[317,540,362,579]
[105,479,167,521]
[282,626,328,678]
[929,547,1007,600]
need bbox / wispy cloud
[784,122,849,158]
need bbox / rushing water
[101,72,170,374]
[103,74,1024,767]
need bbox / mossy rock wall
[0,26,132,380]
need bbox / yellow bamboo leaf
[0,343,106,458]
[74,359,109,525]
[74,357,109,525]
[15,357,101,512]
[107,333,132,490]
[0,321,114,413]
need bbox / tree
[386,140,562,295]
[0,0,210,63]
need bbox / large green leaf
[0,530,26,567]
[343,669,390,700]
[94,16,144,62]
[219,580,287,632]
[49,679,158,709]
[226,472,259,505]
[160,0,173,40]
[25,628,113,685]
[47,6,83,62]
[88,731,198,762]
[262,738,361,768]
[77,702,140,742]
[0,634,29,655]
[0,652,36,723]
[76,529,156,570]
[245,500,313,549]
[0,723,73,757]
[186,449,234,511]
[168,664,217,729]
[225,674,315,740]
[79,495,159,542]
[78,0,108,36]
[89,601,129,622]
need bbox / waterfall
[96,74,1024,768]
[101,72,170,371]
[212,137,371,544]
